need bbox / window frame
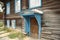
[21,0,42,11]
[7,20,10,27]
[15,0,21,13]
[29,0,42,9]
[6,2,10,14]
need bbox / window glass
[29,0,41,8]
[15,0,21,13]
[7,20,10,27]
[11,20,16,29]
[6,2,10,14]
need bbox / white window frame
[7,20,10,28]
[11,20,16,29]
[6,2,10,14]
[29,0,42,9]
[15,0,21,13]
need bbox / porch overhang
[21,9,43,39]
[21,9,43,16]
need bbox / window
[11,20,16,28]
[29,0,42,8]
[15,0,21,13]
[7,20,10,27]
[6,2,10,14]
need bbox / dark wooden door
[30,17,38,38]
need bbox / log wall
[5,0,22,27]
[41,0,60,40]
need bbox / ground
[0,26,42,40]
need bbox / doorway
[30,17,38,38]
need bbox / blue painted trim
[20,10,34,16]
[21,14,34,16]
[22,13,42,38]
[21,10,42,38]
[20,10,43,16]
[23,16,30,36]
[35,14,42,39]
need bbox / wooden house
[0,0,60,40]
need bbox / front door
[30,17,38,38]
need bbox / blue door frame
[23,16,30,35]
[35,14,42,39]
[21,12,42,39]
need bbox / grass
[8,33,18,39]
[8,32,26,39]
[0,27,13,32]
[3,27,13,32]
[0,22,3,27]
[0,28,4,31]
[0,23,26,39]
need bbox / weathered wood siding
[4,0,22,27]
[41,0,60,40]
[41,11,60,40]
